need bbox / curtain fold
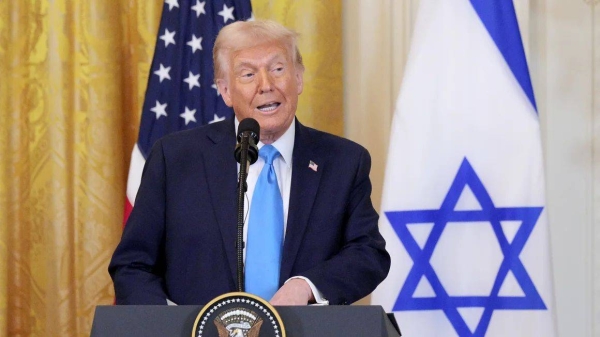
[0,1,162,335]
[0,1,341,335]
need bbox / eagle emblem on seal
[214,308,264,337]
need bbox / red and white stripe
[123,144,146,226]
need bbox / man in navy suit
[109,20,390,306]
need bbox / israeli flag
[371,1,557,336]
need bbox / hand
[269,279,315,306]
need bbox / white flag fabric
[371,0,556,336]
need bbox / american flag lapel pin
[308,160,318,172]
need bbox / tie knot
[259,145,280,165]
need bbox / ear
[295,68,304,95]
[216,79,233,107]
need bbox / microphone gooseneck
[234,118,260,292]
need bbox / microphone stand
[235,133,251,292]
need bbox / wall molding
[592,2,600,335]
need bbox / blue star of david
[385,158,546,336]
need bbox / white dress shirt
[235,117,327,305]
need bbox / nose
[258,69,273,94]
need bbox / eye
[238,71,254,83]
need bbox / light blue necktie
[245,144,284,300]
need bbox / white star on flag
[183,71,200,90]
[211,84,220,96]
[186,35,203,53]
[218,4,235,23]
[191,0,206,17]
[164,0,179,11]
[308,160,318,172]
[209,114,226,124]
[180,107,197,125]
[153,64,171,82]
[159,28,176,48]
[150,101,168,119]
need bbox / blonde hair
[213,20,304,80]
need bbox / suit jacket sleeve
[108,139,169,304]
[297,148,391,305]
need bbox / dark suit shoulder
[160,118,233,145]
[298,123,369,158]
[148,119,234,161]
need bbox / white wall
[531,1,596,336]
[343,1,599,335]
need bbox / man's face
[217,41,304,144]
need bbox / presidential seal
[192,292,285,337]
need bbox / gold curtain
[0,1,162,335]
[0,1,342,336]
[252,0,343,136]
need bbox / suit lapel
[280,121,322,282]
[204,119,239,287]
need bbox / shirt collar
[234,117,295,167]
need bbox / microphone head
[234,142,258,164]
[237,118,260,144]
[234,118,260,164]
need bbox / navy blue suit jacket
[109,119,390,305]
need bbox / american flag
[124,0,253,222]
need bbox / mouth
[256,102,281,113]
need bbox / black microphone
[233,117,260,293]
[234,118,260,165]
